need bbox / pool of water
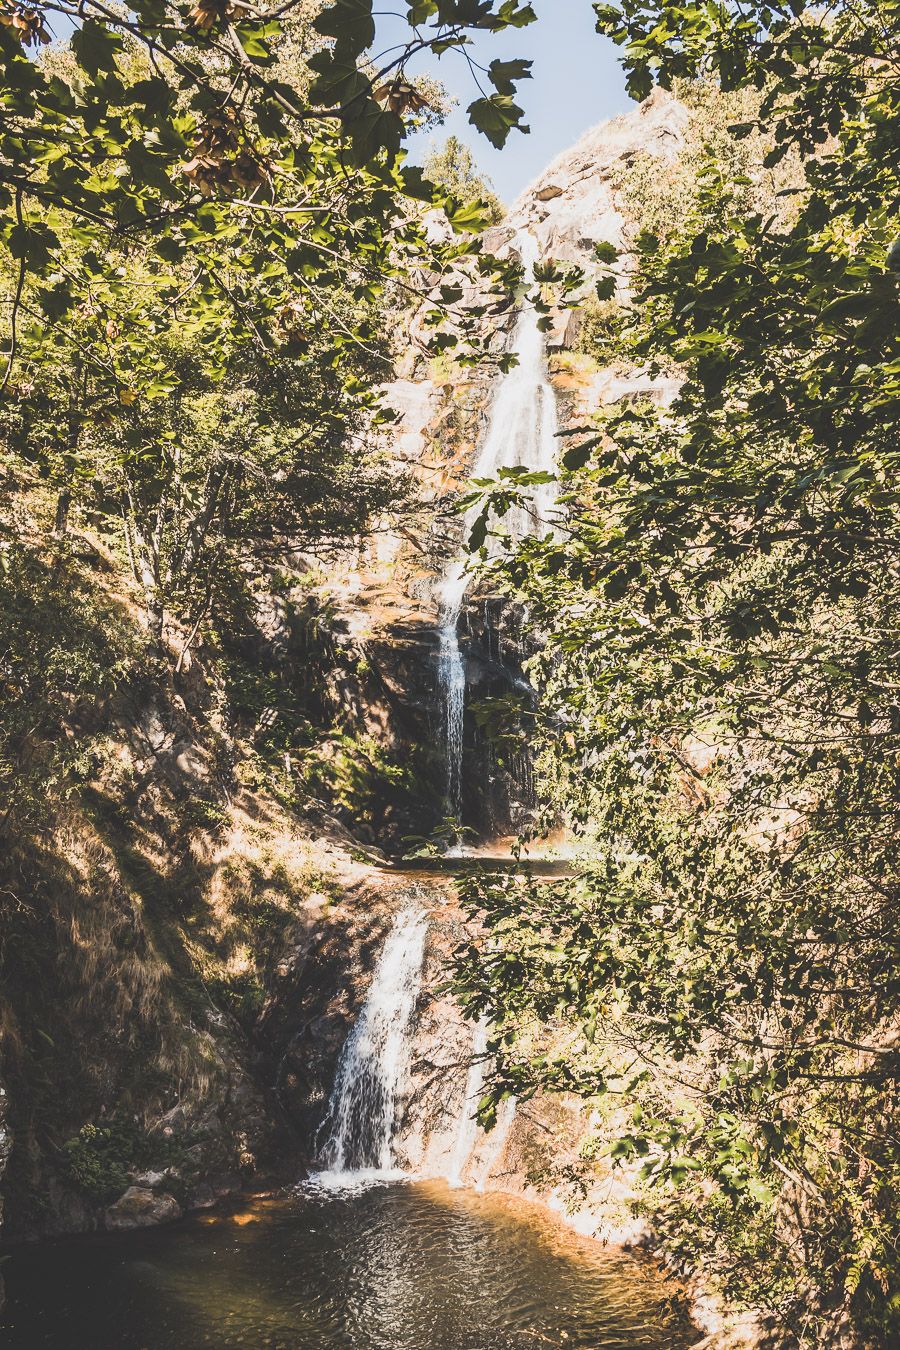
[0,1179,698,1349]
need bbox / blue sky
[375,1,632,203]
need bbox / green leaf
[562,436,601,471]
[235,27,275,62]
[71,20,122,77]
[467,94,527,149]
[446,198,492,233]
[468,511,489,551]
[487,1,537,30]
[400,165,437,202]
[154,236,186,264]
[487,58,533,95]
[313,0,375,54]
[35,281,74,321]
[347,103,404,163]
[8,221,59,270]
[308,51,371,108]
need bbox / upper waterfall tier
[435,227,560,828]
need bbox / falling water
[446,1018,518,1191]
[436,228,559,832]
[476,1095,517,1193]
[446,1018,489,1188]
[317,909,428,1181]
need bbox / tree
[1,184,410,627]
[424,135,505,223]
[453,3,900,1341]
[0,0,552,848]
[0,2,548,644]
[0,0,541,518]
[0,0,534,307]
[0,0,536,267]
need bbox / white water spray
[317,909,428,1183]
[436,228,559,830]
[446,1018,518,1191]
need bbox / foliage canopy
[455,1,900,1342]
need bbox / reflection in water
[0,1181,698,1349]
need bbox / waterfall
[317,909,428,1182]
[436,228,559,834]
[476,1095,517,1193]
[446,1018,489,1188]
[446,1018,518,1191]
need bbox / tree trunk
[52,368,83,543]
[52,488,71,540]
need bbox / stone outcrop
[506,88,689,324]
[104,1186,182,1231]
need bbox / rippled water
[0,1180,698,1349]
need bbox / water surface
[0,1180,697,1349]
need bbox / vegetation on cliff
[0,0,538,1233]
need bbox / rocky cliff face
[299,91,690,845]
[507,88,688,270]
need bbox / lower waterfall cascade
[475,1093,518,1193]
[316,908,428,1180]
[446,1016,489,1188]
[316,909,517,1192]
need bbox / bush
[575,295,626,364]
[61,1120,145,1203]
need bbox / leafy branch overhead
[0,0,545,657]
[0,0,536,314]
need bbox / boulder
[104,1186,182,1231]
[131,1169,168,1189]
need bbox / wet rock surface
[258,876,462,1164]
